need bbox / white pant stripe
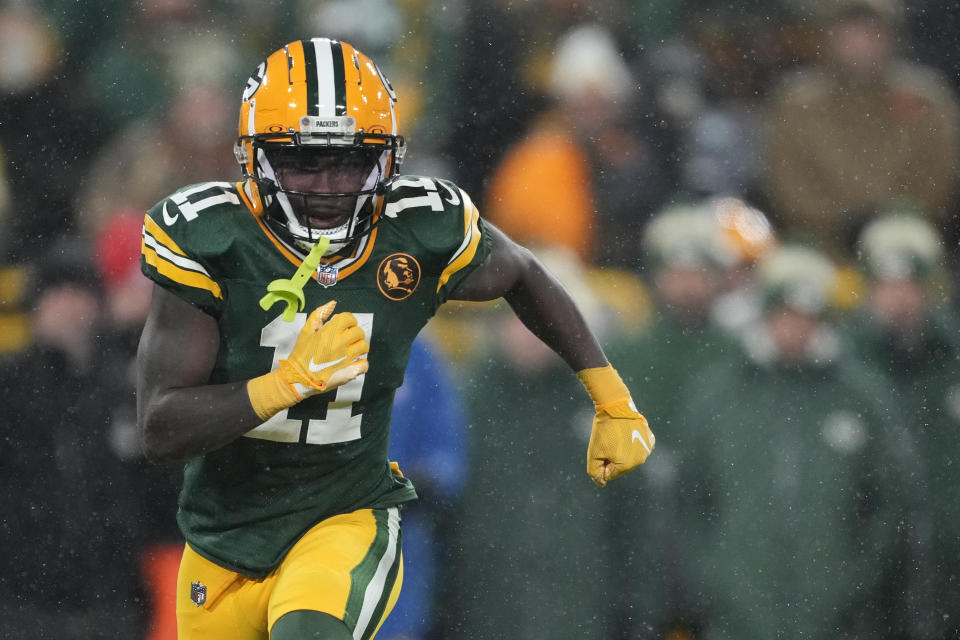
[352,507,401,640]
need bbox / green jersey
[140,176,491,577]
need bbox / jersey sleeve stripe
[142,242,223,300]
[142,232,214,278]
[141,216,223,299]
[436,194,482,293]
[143,214,188,257]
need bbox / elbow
[502,244,538,300]
[138,412,186,465]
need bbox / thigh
[176,544,270,640]
[268,507,403,640]
[270,610,353,640]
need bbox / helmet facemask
[255,143,392,254]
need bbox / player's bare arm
[452,223,656,486]
[451,223,607,372]
[137,286,254,463]
[137,286,368,464]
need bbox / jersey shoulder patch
[141,181,243,315]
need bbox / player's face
[268,147,380,229]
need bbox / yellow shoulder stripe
[437,193,482,293]
[142,214,222,300]
[142,243,223,300]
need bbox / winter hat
[549,23,633,104]
[857,213,944,282]
[642,203,738,271]
[757,244,837,314]
[32,236,103,299]
[709,196,777,265]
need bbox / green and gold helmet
[235,38,406,255]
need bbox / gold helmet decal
[377,253,421,301]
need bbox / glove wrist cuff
[576,364,631,408]
[247,370,302,421]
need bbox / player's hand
[586,400,654,487]
[277,301,369,395]
[247,301,369,420]
[576,364,655,487]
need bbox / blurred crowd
[2,0,960,638]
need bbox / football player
[136,38,654,640]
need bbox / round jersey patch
[377,253,421,300]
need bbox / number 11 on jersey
[247,312,374,445]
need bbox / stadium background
[1,0,959,638]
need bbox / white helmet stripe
[312,38,336,117]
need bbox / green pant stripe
[344,508,401,637]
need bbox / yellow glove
[577,364,655,487]
[247,301,370,420]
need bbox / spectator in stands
[643,5,784,202]
[0,239,145,639]
[81,0,225,128]
[679,244,927,639]
[707,196,779,340]
[448,1,635,201]
[847,212,958,636]
[764,0,960,259]
[377,337,469,640]
[76,34,238,241]
[447,252,616,639]
[484,22,671,268]
[0,5,102,262]
[0,145,29,356]
[94,210,181,640]
[605,202,740,638]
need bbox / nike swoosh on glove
[577,365,655,487]
[276,301,369,394]
[586,399,655,487]
[247,301,369,420]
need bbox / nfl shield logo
[190,581,207,607]
[317,264,339,287]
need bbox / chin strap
[375,175,396,196]
[256,176,279,197]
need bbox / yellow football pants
[175,507,402,640]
